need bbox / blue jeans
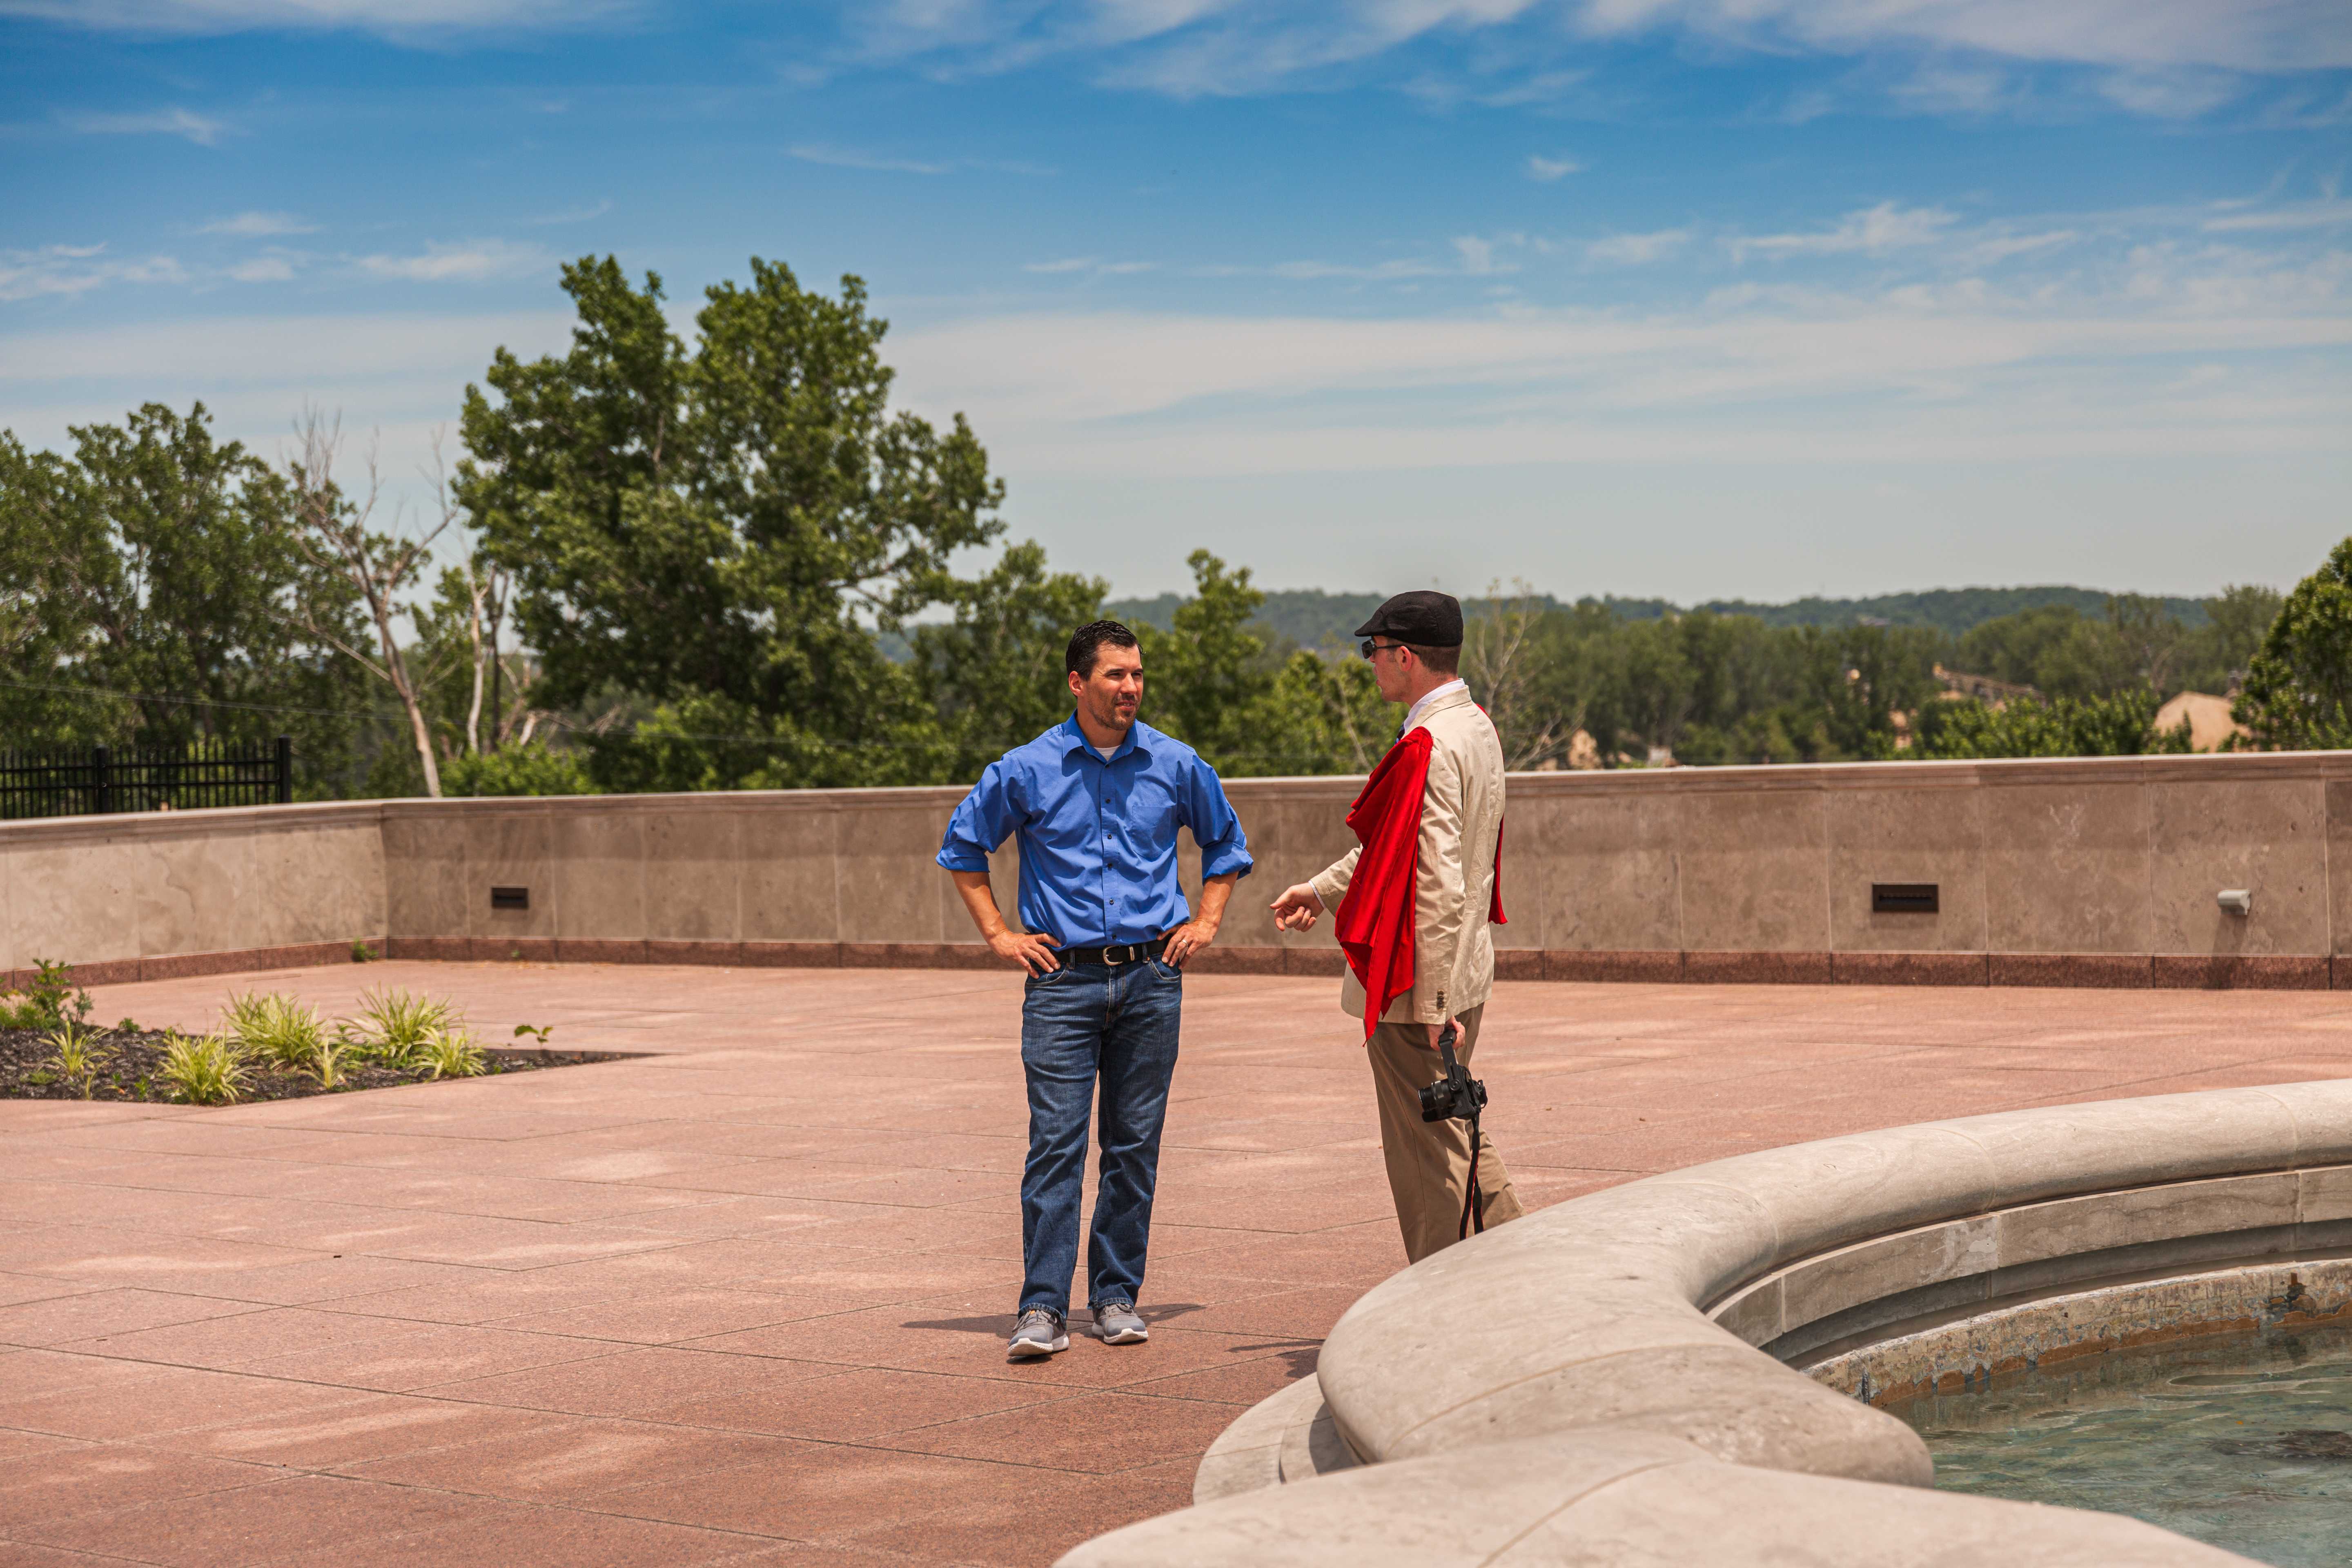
[1018,956,1183,1319]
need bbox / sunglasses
[1359,639,1408,661]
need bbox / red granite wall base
[2151,955,2331,991]
[24,941,2337,993]
[1833,952,1992,987]
[1685,950,1836,985]
[1989,953,2153,988]
[5,939,388,993]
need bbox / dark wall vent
[490,886,530,912]
[1871,882,1939,914]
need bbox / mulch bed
[0,1027,623,1105]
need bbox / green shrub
[159,1033,251,1106]
[45,1020,110,1100]
[441,743,595,797]
[415,1028,487,1080]
[0,960,94,1032]
[344,987,457,1066]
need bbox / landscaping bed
[0,1027,620,1103]
[0,964,621,1106]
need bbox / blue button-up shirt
[936,716,1253,948]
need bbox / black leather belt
[1059,936,1171,967]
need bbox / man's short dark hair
[1404,641,1461,677]
[1067,620,1140,679]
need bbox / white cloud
[1025,256,1154,276]
[2096,69,2242,119]
[352,238,550,283]
[1452,236,1506,275]
[1587,229,1689,265]
[526,198,612,225]
[0,243,187,301]
[830,0,2350,106]
[2206,199,2352,234]
[0,0,630,33]
[64,107,224,145]
[1732,202,1958,261]
[197,210,314,236]
[227,254,298,283]
[1570,0,2352,73]
[788,143,953,176]
[1526,154,1583,182]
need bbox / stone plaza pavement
[6,962,2352,1567]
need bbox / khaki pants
[1367,1003,1524,1264]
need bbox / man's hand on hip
[1163,917,1218,967]
[1269,882,1324,932]
[989,930,1062,975]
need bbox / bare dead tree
[285,410,451,797]
[1464,579,1581,771]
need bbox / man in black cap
[1269,591,1524,1263]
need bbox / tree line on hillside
[0,252,2343,800]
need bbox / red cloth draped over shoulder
[1333,727,1507,1042]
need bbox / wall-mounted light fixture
[2217,889,2252,917]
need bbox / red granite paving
[4,960,2351,1565]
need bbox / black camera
[1418,1022,1487,1124]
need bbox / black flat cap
[1354,590,1463,648]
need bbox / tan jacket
[1310,685,1506,1025]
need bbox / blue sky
[3,1,2349,605]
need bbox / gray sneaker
[1007,1307,1067,1360]
[1094,1302,1148,1344]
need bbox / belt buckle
[1103,944,1129,966]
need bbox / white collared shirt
[1402,677,1468,735]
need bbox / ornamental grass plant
[345,987,458,1067]
[223,991,328,1069]
[44,1020,109,1100]
[158,1032,251,1106]
[414,1028,487,1080]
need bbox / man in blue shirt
[938,619,1252,1361]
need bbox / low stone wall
[1071,1080,2352,1566]
[6,748,2350,990]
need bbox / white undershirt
[1402,677,1468,735]
[1094,744,1119,761]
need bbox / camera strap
[1437,1028,1486,1244]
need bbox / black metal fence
[0,737,293,820]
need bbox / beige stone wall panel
[834,793,961,944]
[548,805,647,942]
[2151,777,2325,956]
[381,806,464,939]
[643,804,744,942]
[739,800,843,942]
[252,823,385,946]
[1673,780,1829,954]
[459,806,555,940]
[1824,777,1988,953]
[1982,779,2152,954]
[134,828,258,958]
[1523,786,1681,954]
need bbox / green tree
[1136,551,1276,771]
[915,540,1106,782]
[0,405,371,788]
[457,256,1004,790]
[1909,690,2190,759]
[2175,584,2283,695]
[1238,650,1397,776]
[2237,540,2352,751]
